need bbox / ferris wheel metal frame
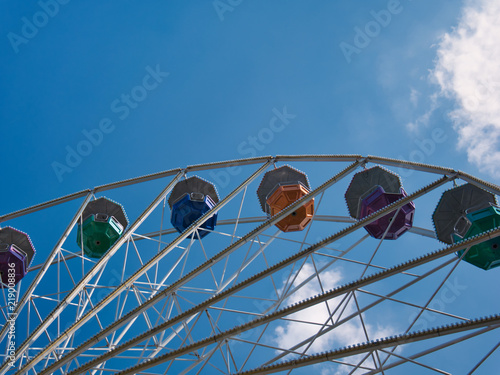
[0,154,499,375]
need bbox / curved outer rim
[1,155,500,375]
[1,154,499,224]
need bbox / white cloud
[272,264,396,374]
[410,88,420,108]
[406,92,439,132]
[432,0,500,178]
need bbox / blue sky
[1,0,489,210]
[1,0,500,374]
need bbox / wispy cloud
[431,0,500,178]
[406,92,439,133]
[272,263,395,374]
[410,88,420,108]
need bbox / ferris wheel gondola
[0,155,499,375]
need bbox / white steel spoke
[466,339,500,374]
[378,349,452,375]
[2,156,499,375]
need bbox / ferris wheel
[0,154,499,375]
